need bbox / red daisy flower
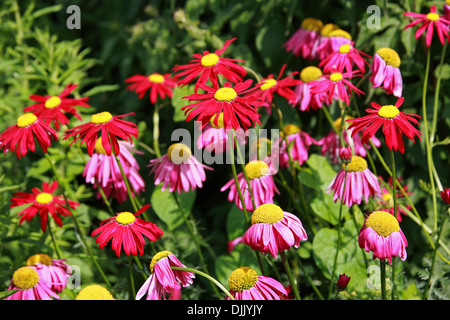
[63,111,139,157]
[23,84,89,130]
[172,38,246,93]
[125,72,177,105]
[91,204,163,257]
[10,181,79,232]
[0,113,58,159]
[346,97,422,154]
[403,5,450,47]
[181,80,264,130]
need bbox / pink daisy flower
[327,155,381,207]
[136,250,195,300]
[279,124,320,168]
[221,159,279,212]
[316,29,353,61]
[25,253,71,293]
[292,66,328,112]
[377,176,412,222]
[359,210,408,264]
[284,17,323,60]
[148,143,212,193]
[91,204,163,257]
[226,266,288,300]
[4,266,59,300]
[369,48,403,97]
[318,41,371,74]
[243,203,308,258]
[125,72,177,105]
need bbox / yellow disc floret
[328,29,352,40]
[148,73,165,83]
[214,87,237,102]
[330,72,343,82]
[76,285,114,300]
[426,12,439,21]
[378,105,399,119]
[376,48,401,68]
[251,203,284,225]
[35,193,53,204]
[342,155,368,172]
[12,267,40,290]
[382,192,392,203]
[209,113,225,128]
[244,161,269,180]
[94,137,108,155]
[228,267,259,292]
[365,210,400,237]
[150,250,173,273]
[26,253,53,266]
[320,23,340,36]
[339,44,352,54]
[301,17,323,32]
[167,143,192,164]
[300,66,322,83]
[201,53,220,67]
[91,111,113,124]
[45,96,62,109]
[115,212,136,225]
[17,113,38,128]
[284,124,301,136]
[260,78,277,91]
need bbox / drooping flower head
[284,17,323,60]
[346,97,422,154]
[316,29,353,61]
[24,84,90,130]
[319,41,371,74]
[125,72,177,105]
[226,266,288,300]
[377,176,412,222]
[369,48,403,97]
[63,111,139,157]
[403,5,450,47]
[359,210,408,264]
[172,38,246,93]
[0,113,58,159]
[76,285,114,300]
[292,66,327,111]
[279,124,320,168]
[243,203,308,258]
[91,204,163,257]
[26,253,72,293]
[10,181,79,232]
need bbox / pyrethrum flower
[0,113,58,159]
[319,41,371,74]
[172,38,246,93]
[346,97,422,154]
[76,285,114,300]
[125,72,177,104]
[292,66,327,111]
[4,266,59,300]
[91,204,163,257]
[279,124,320,167]
[26,253,71,293]
[24,83,90,130]
[327,155,381,207]
[378,176,412,222]
[226,266,288,300]
[148,143,212,193]
[316,29,353,61]
[283,17,323,60]
[10,181,79,232]
[136,251,195,300]
[403,5,450,47]
[359,210,408,264]
[369,48,403,97]
[221,160,279,212]
[243,203,308,258]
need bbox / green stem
[128,255,136,298]
[234,134,256,211]
[280,251,301,300]
[380,259,386,300]
[390,150,398,300]
[430,42,447,143]
[47,219,62,259]
[153,106,162,158]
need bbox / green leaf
[82,84,119,97]
[310,190,349,225]
[0,289,19,300]
[171,84,195,122]
[434,64,450,80]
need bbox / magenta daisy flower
[279,124,319,168]
[221,159,279,212]
[125,72,177,104]
[319,41,371,74]
[292,66,328,112]
[196,113,230,154]
[284,17,323,60]
[346,97,422,154]
[359,210,408,264]
[403,5,450,47]
[172,38,246,93]
[25,253,71,293]
[226,266,288,300]
[377,176,412,222]
[243,203,308,258]
[136,250,195,300]
[316,29,353,61]
[148,143,212,193]
[91,204,163,257]
[369,48,403,97]
[327,155,381,207]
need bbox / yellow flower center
[148,73,165,83]
[214,87,237,102]
[209,113,225,128]
[426,12,440,21]
[201,53,220,67]
[382,192,392,202]
[284,124,301,136]
[378,105,399,119]
[250,138,271,156]
[26,253,53,266]
[339,44,352,54]
[44,96,62,109]
[342,155,368,172]
[17,113,37,128]
[115,212,136,225]
[328,29,352,40]
[244,161,269,180]
[300,66,322,83]
[376,48,401,68]
[446,0,450,5]
[94,137,108,155]
[167,143,192,164]
[320,23,340,36]
[251,203,284,225]
[228,267,259,292]
[76,285,114,300]
[365,210,400,237]
[91,111,113,124]
[150,250,173,273]
[300,17,323,32]
[333,116,353,131]
[12,267,40,290]
[330,72,343,82]
[35,193,53,204]
[260,78,277,91]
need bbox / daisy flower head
[221,159,279,212]
[4,266,59,300]
[148,143,212,193]
[403,5,450,47]
[10,181,79,232]
[0,112,58,159]
[327,155,381,207]
[182,80,264,131]
[292,66,327,111]
[196,113,229,154]
[279,124,320,168]
[283,17,323,60]
[172,38,246,93]
[91,204,163,257]
[136,250,195,300]
[316,28,353,61]
[226,266,288,300]
[369,48,403,97]
[319,41,371,74]
[63,111,139,157]
[445,1,450,21]
[243,203,308,258]
[359,210,408,264]
[125,72,177,105]
[377,176,412,222]
[26,253,72,293]
[346,97,422,154]
[76,284,114,300]
[24,83,89,130]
